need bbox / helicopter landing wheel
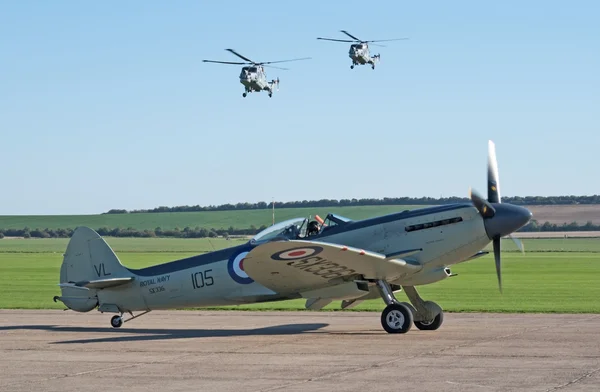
[350,65,354,69]
[242,92,247,98]
[268,93,272,98]
[372,65,375,70]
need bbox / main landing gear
[376,281,444,334]
[109,310,151,328]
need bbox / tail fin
[55,227,133,312]
[60,227,130,284]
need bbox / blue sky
[1,1,598,215]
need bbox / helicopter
[317,30,408,70]
[203,49,311,98]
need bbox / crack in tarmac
[545,367,600,391]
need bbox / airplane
[53,140,532,334]
[202,49,311,98]
[317,30,408,69]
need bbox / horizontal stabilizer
[58,277,134,290]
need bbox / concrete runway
[1,310,599,392]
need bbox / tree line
[104,195,600,214]
[0,225,268,239]
[1,220,599,239]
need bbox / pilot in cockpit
[306,220,321,237]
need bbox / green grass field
[1,237,599,312]
[0,205,424,230]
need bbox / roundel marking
[271,246,323,261]
[227,250,254,284]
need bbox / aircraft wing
[243,240,422,295]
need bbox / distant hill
[103,195,600,215]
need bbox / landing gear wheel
[268,93,272,98]
[350,65,354,69]
[414,311,444,330]
[110,315,123,328]
[372,65,375,70]
[242,92,247,98]
[381,303,413,334]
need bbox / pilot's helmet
[308,220,320,233]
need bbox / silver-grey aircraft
[202,49,311,98]
[317,30,408,69]
[54,140,532,334]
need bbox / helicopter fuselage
[349,43,371,64]
[240,74,269,92]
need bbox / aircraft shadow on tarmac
[0,323,329,344]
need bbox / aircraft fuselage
[95,203,490,313]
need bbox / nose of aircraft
[483,204,533,240]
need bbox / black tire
[414,311,444,331]
[111,315,123,328]
[381,303,413,334]
[242,93,247,98]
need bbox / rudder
[60,226,129,284]
[56,227,132,312]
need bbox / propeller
[203,49,311,70]
[468,140,527,294]
[317,30,409,45]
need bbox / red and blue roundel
[271,246,323,261]
[227,250,253,284]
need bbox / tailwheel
[414,311,444,331]
[381,303,413,334]
[110,315,123,328]
[242,92,247,98]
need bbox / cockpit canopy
[350,43,366,50]
[251,217,308,243]
[242,66,258,73]
[249,213,353,244]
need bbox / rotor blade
[493,237,502,293]
[509,234,525,253]
[366,38,410,43]
[261,57,311,65]
[488,140,501,203]
[369,43,387,48]
[469,187,496,218]
[225,49,255,63]
[340,30,362,41]
[202,60,248,65]
[317,37,355,43]
[263,64,289,71]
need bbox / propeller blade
[493,237,502,293]
[366,38,410,43]
[488,140,501,203]
[317,37,355,43]
[225,49,255,63]
[340,30,362,41]
[509,235,525,253]
[202,60,248,65]
[263,64,289,70]
[469,187,496,218]
[260,57,312,65]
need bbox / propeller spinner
[469,141,532,293]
